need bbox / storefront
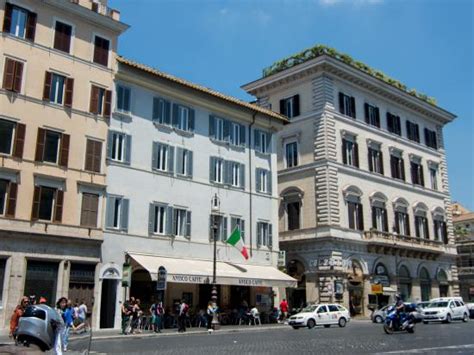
[368,263,391,308]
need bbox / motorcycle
[383,305,415,334]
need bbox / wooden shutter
[375,107,380,127]
[368,148,373,172]
[223,120,230,141]
[2,58,15,90]
[279,99,285,115]
[209,115,216,138]
[371,207,377,229]
[356,203,364,231]
[35,128,46,162]
[379,152,384,175]
[148,203,156,235]
[25,11,37,41]
[254,129,261,152]
[354,142,359,168]
[31,186,41,220]
[5,182,17,217]
[12,60,23,93]
[387,113,393,132]
[268,224,273,248]
[42,71,52,101]
[167,146,174,173]
[342,140,347,164]
[293,95,300,116]
[257,222,262,246]
[187,150,193,177]
[338,92,344,114]
[420,165,425,186]
[364,103,369,123]
[152,98,161,122]
[240,124,246,146]
[13,123,26,158]
[104,90,112,118]
[2,3,12,33]
[350,96,356,118]
[53,189,64,223]
[124,134,132,165]
[400,158,406,181]
[64,77,74,108]
[185,211,191,238]
[89,86,100,114]
[383,209,389,232]
[120,198,129,231]
[80,193,90,226]
[189,109,195,132]
[85,139,94,171]
[172,104,179,128]
[93,141,102,173]
[59,133,70,167]
[209,157,216,182]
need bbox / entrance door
[439,284,449,297]
[348,287,363,316]
[24,260,59,307]
[100,279,117,328]
[69,263,95,316]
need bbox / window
[390,154,405,181]
[107,131,131,164]
[342,138,359,168]
[410,161,424,186]
[176,148,193,177]
[173,208,191,238]
[152,142,174,173]
[0,119,15,155]
[424,128,438,149]
[152,97,171,125]
[415,215,429,239]
[348,201,364,231]
[287,201,300,231]
[0,259,5,306]
[116,85,131,113]
[53,20,72,53]
[32,186,63,222]
[0,180,7,216]
[285,142,298,168]
[256,168,271,194]
[406,121,420,142]
[89,85,111,117]
[150,204,168,235]
[394,207,410,236]
[387,113,401,135]
[210,157,224,184]
[257,222,273,248]
[2,58,24,93]
[105,196,129,231]
[255,129,271,154]
[93,35,110,66]
[210,215,228,242]
[173,104,194,132]
[230,122,245,146]
[231,217,245,242]
[338,92,356,118]
[429,167,438,190]
[85,139,102,173]
[364,103,380,127]
[43,72,74,107]
[279,95,300,118]
[434,219,448,244]
[368,146,383,174]
[372,205,388,232]
[229,161,242,188]
[3,3,36,41]
[209,116,245,146]
[0,179,17,217]
[80,193,99,227]
[35,129,70,167]
[213,117,225,141]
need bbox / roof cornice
[242,55,456,124]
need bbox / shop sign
[171,274,205,283]
[373,275,390,287]
[156,266,167,291]
[238,278,264,286]
[469,287,474,295]
[122,264,132,287]
[371,284,383,294]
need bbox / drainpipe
[248,112,257,257]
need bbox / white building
[98,57,295,329]
[242,46,459,316]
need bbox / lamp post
[210,193,220,329]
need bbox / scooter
[383,305,415,334]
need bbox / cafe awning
[128,252,297,288]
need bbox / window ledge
[151,168,174,177]
[153,122,173,132]
[255,151,271,159]
[113,111,132,120]
[174,128,194,137]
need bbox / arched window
[343,186,364,231]
[419,267,431,301]
[398,265,412,301]
[370,192,388,232]
[414,202,429,239]
[432,207,448,244]
[393,198,410,236]
[281,188,303,231]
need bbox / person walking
[55,297,69,353]
[121,299,132,335]
[152,301,164,333]
[279,299,289,322]
[59,299,74,352]
[177,299,189,333]
[206,301,216,333]
[9,296,29,341]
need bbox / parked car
[421,297,470,323]
[466,303,474,319]
[371,305,389,323]
[288,304,350,329]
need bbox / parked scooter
[383,305,415,334]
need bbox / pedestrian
[131,299,142,333]
[279,299,289,322]
[121,299,132,335]
[75,300,88,333]
[206,301,216,333]
[55,297,68,353]
[58,299,74,352]
[178,299,189,332]
[9,296,29,341]
[154,301,164,333]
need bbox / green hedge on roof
[262,45,437,106]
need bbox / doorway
[100,279,117,328]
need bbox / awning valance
[128,253,297,288]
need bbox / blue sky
[110,0,473,210]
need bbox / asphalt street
[66,320,474,355]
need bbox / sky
[110,0,474,210]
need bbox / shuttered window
[0,120,25,158]
[107,131,131,164]
[3,3,36,41]
[85,139,102,173]
[254,129,271,154]
[34,128,69,167]
[105,196,129,231]
[53,21,72,53]
[256,168,271,194]
[93,35,109,66]
[230,217,245,242]
[424,128,437,149]
[209,115,245,146]
[80,193,99,228]
[348,201,364,231]
[364,103,380,128]
[89,85,111,116]
[172,104,195,132]
[406,120,420,142]
[338,92,356,118]
[31,186,63,222]
[257,222,273,248]
[176,148,193,178]
[387,113,401,135]
[342,138,359,168]
[209,214,228,242]
[153,97,171,125]
[116,85,131,113]
[43,72,74,107]
[2,58,24,93]
[279,95,300,118]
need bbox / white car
[422,297,470,323]
[288,304,350,329]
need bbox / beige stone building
[453,203,474,301]
[0,0,127,332]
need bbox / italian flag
[226,227,249,260]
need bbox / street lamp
[210,193,220,329]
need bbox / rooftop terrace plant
[262,45,437,106]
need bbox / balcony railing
[458,266,474,276]
[363,230,444,250]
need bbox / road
[67,320,474,355]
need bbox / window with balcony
[433,211,448,244]
[257,221,273,248]
[387,112,401,136]
[279,95,300,118]
[285,142,298,168]
[3,3,36,41]
[53,20,73,53]
[390,153,405,181]
[415,215,429,239]
[406,120,420,142]
[368,146,383,174]
[410,160,424,186]
[364,103,380,128]
[338,92,356,118]
[348,201,364,231]
[342,137,359,168]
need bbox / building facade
[0,0,127,332]
[243,46,459,315]
[98,57,294,329]
[453,203,474,301]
